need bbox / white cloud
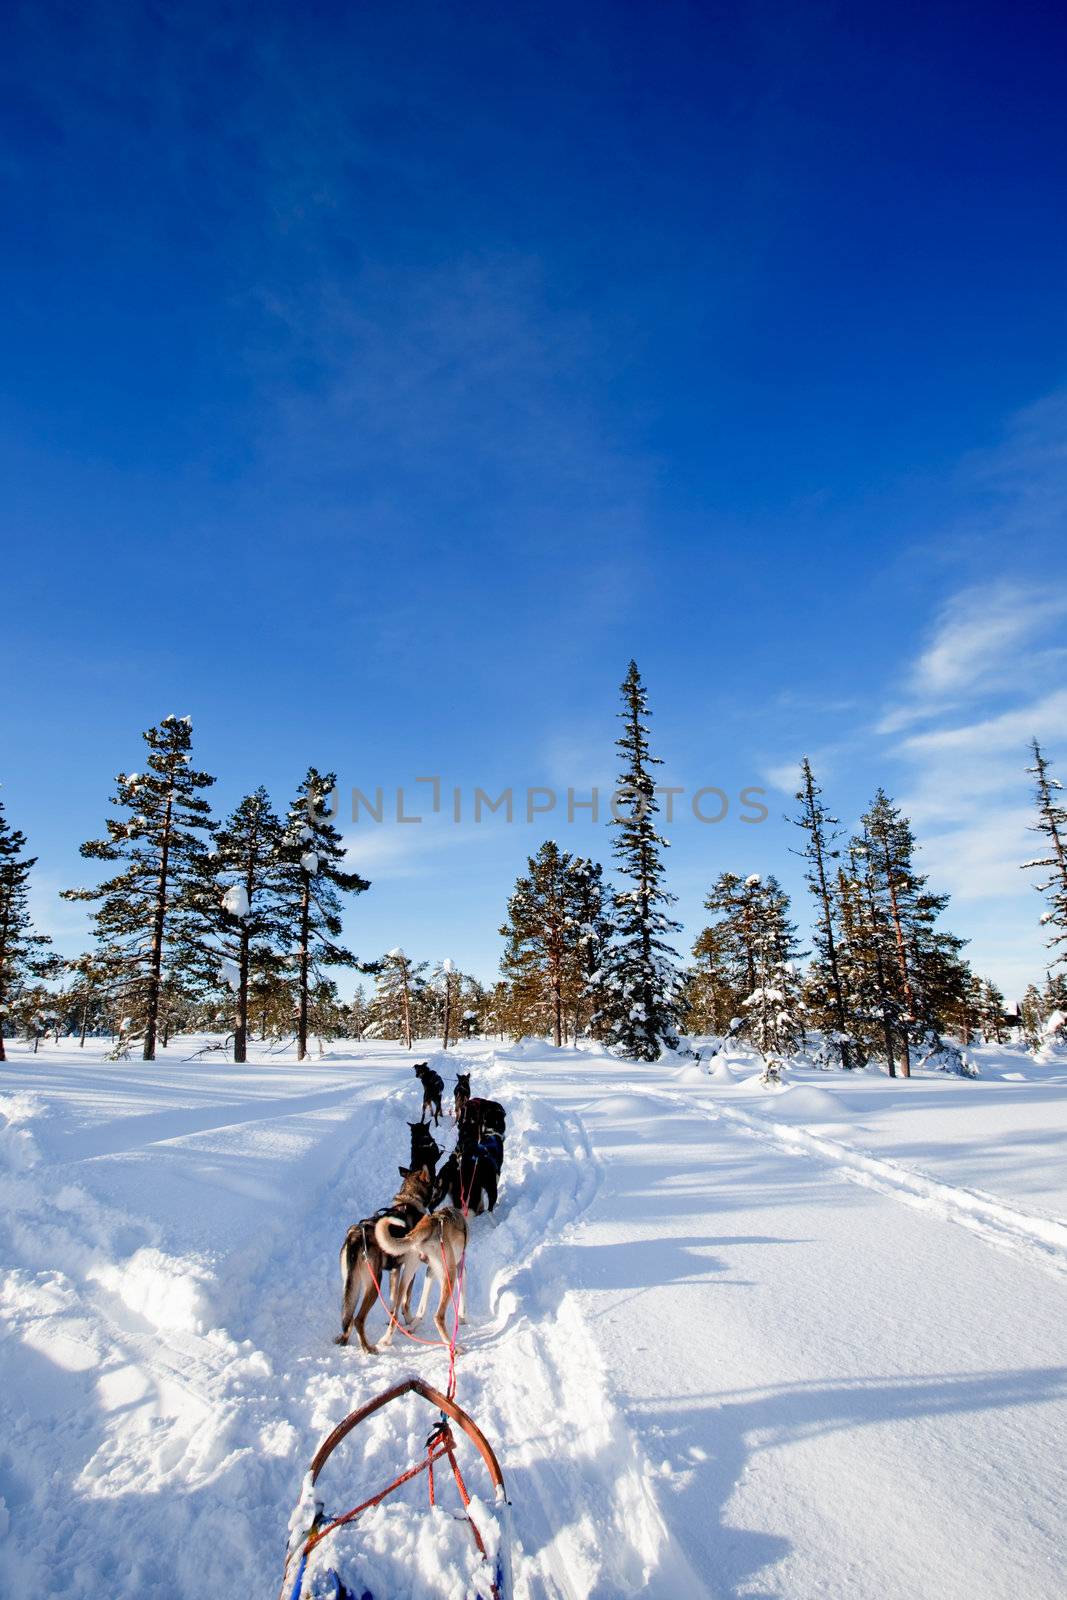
[878,582,1067,733]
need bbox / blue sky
[4,0,1066,1000]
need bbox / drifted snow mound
[498,1036,555,1059]
[744,1084,847,1123]
[0,1095,42,1171]
[708,1057,744,1083]
[597,1092,661,1121]
[673,1062,707,1084]
[88,1246,216,1335]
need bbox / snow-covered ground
[2,1035,1066,1599]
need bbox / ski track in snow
[635,1079,1067,1282]
[0,1046,689,1600]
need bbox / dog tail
[374,1215,411,1257]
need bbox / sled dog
[374,1204,469,1346]
[407,1119,442,1177]
[435,1125,504,1215]
[413,1061,444,1125]
[335,1166,433,1353]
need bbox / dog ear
[398,1165,411,1178]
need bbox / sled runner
[278,1378,513,1600]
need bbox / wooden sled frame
[279,1378,513,1600]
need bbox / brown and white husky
[335,1165,433,1354]
[374,1204,469,1347]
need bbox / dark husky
[434,1126,504,1216]
[462,1096,506,1137]
[335,1166,433,1353]
[408,1119,442,1177]
[413,1061,444,1126]
[453,1071,471,1125]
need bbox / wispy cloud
[878,581,1067,733]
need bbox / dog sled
[278,1377,513,1600]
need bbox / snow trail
[630,1081,1067,1280]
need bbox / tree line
[2,675,1066,1065]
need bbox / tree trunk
[883,838,921,1075]
[143,783,175,1061]
[802,767,851,1067]
[297,881,311,1062]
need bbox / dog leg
[378,1268,405,1348]
[335,1235,361,1345]
[412,1262,433,1326]
[352,1273,380,1355]
[432,1266,452,1344]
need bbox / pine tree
[210,788,288,1063]
[1019,983,1044,1050]
[849,792,968,1077]
[567,856,613,1043]
[792,758,853,1067]
[370,948,425,1046]
[277,769,370,1062]
[601,662,682,1060]
[835,841,900,1070]
[978,978,1008,1043]
[500,840,580,1048]
[690,872,754,1036]
[732,875,806,1064]
[0,802,54,1062]
[430,958,464,1048]
[63,951,114,1046]
[62,716,215,1060]
[1023,740,1067,969]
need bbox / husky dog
[413,1061,444,1125]
[335,1166,433,1353]
[462,1096,506,1138]
[453,1072,471,1124]
[434,1125,504,1216]
[407,1119,442,1177]
[374,1204,469,1346]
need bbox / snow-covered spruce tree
[209,788,288,1063]
[62,716,215,1060]
[838,838,909,1074]
[791,758,853,1067]
[277,769,370,1063]
[370,948,426,1046]
[0,802,55,1061]
[732,875,807,1067]
[1023,739,1067,970]
[567,855,614,1043]
[691,869,776,1037]
[601,662,682,1060]
[851,792,968,1077]
[978,979,1008,1043]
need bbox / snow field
[2,1035,1066,1599]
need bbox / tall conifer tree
[63,716,215,1060]
[601,662,682,1060]
[1023,739,1067,969]
[211,787,288,1063]
[278,769,370,1062]
[792,758,853,1066]
[0,802,54,1062]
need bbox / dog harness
[360,1202,423,1271]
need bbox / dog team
[335,1063,507,1355]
